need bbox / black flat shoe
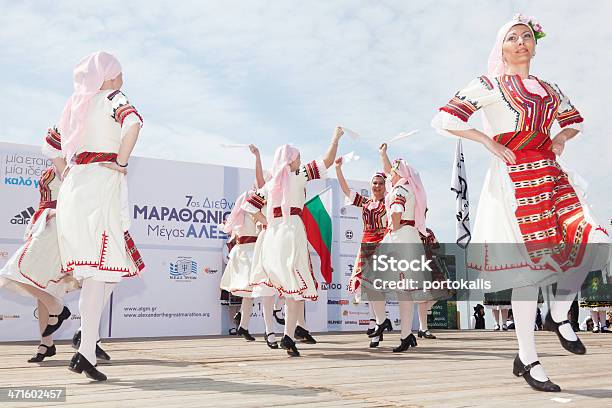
[68,352,107,381]
[280,335,300,357]
[237,327,256,341]
[42,306,71,337]
[295,326,317,344]
[273,309,285,325]
[233,312,242,327]
[393,333,417,352]
[28,344,56,363]
[366,319,376,336]
[512,354,561,392]
[417,330,437,339]
[368,318,393,338]
[72,330,111,361]
[369,332,384,348]
[544,312,586,355]
[264,332,279,349]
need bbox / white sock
[78,279,106,365]
[368,303,376,329]
[261,296,276,342]
[512,287,548,382]
[399,301,414,339]
[296,300,306,329]
[418,302,429,331]
[284,298,299,338]
[239,299,253,329]
[370,300,386,325]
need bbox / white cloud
[0,0,610,240]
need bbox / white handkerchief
[389,129,419,144]
[342,127,361,140]
[220,143,250,148]
[341,151,360,164]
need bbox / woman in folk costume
[336,143,392,348]
[432,15,610,391]
[579,268,612,333]
[220,146,280,348]
[366,157,430,353]
[245,127,344,356]
[50,51,145,381]
[0,131,79,362]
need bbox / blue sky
[1,1,610,240]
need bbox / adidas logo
[10,207,36,225]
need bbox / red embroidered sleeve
[303,160,322,181]
[245,191,266,210]
[109,90,143,126]
[351,191,367,207]
[45,127,61,151]
[439,76,493,122]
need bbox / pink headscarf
[57,51,122,162]
[386,159,428,235]
[267,144,300,222]
[222,171,273,234]
[487,14,537,78]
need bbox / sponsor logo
[169,257,198,281]
[328,299,349,306]
[359,319,370,325]
[343,310,369,317]
[10,207,35,225]
[328,320,342,325]
[344,320,358,325]
[133,195,235,242]
[344,230,354,240]
[0,314,20,320]
[320,282,343,290]
[345,262,354,276]
[203,267,218,275]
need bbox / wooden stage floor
[0,330,610,408]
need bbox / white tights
[78,279,115,365]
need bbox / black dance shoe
[295,326,317,344]
[544,312,586,355]
[512,354,561,392]
[42,306,71,337]
[368,318,393,338]
[237,327,256,341]
[369,332,384,348]
[393,333,417,353]
[68,352,107,381]
[273,308,285,325]
[366,319,376,336]
[28,344,56,363]
[72,330,111,361]
[233,312,242,327]
[280,335,300,357]
[417,330,437,339]
[264,333,279,349]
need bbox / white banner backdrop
[0,141,381,341]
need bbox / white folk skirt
[56,164,142,282]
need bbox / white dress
[0,167,79,300]
[219,204,276,298]
[245,160,327,301]
[432,74,610,290]
[361,184,429,301]
[54,90,144,282]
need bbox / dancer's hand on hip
[100,162,128,174]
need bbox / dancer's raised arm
[379,143,392,174]
[334,157,351,198]
[322,126,344,169]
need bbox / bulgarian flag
[301,187,333,283]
